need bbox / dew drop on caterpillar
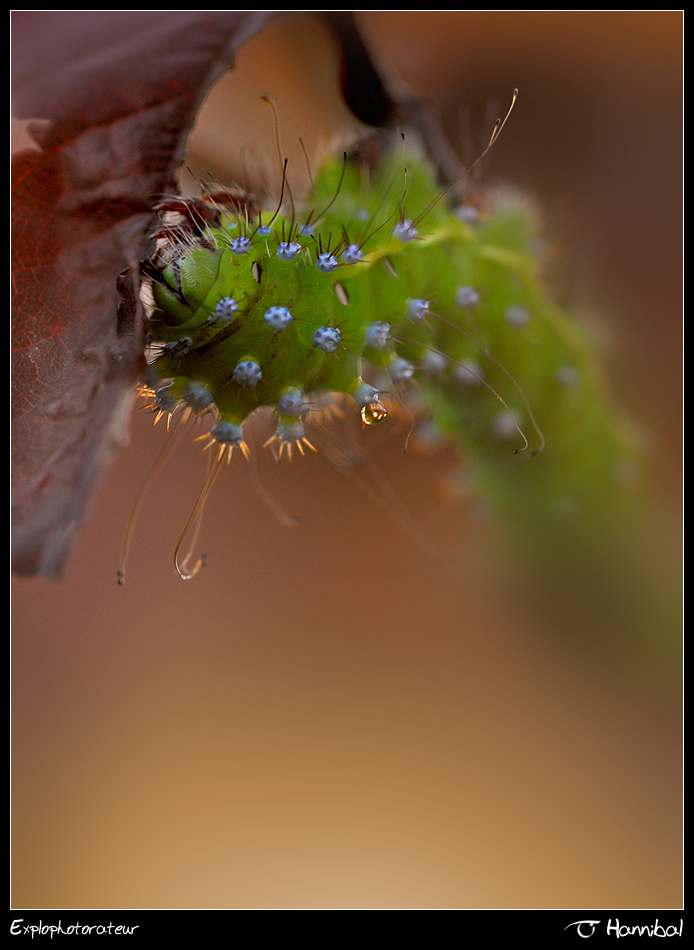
[121,114,641,583]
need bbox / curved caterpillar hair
[122,134,641,583]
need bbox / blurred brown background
[12,12,682,909]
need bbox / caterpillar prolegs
[129,145,640,582]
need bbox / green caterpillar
[135,145,641,583]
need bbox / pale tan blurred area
[12,12,681,909]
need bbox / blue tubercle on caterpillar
[125,143,641,583]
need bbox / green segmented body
[146,151,641,568]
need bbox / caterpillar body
[136,147,640,581]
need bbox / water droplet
[361,401,388,426]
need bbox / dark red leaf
[11,10,277,577]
